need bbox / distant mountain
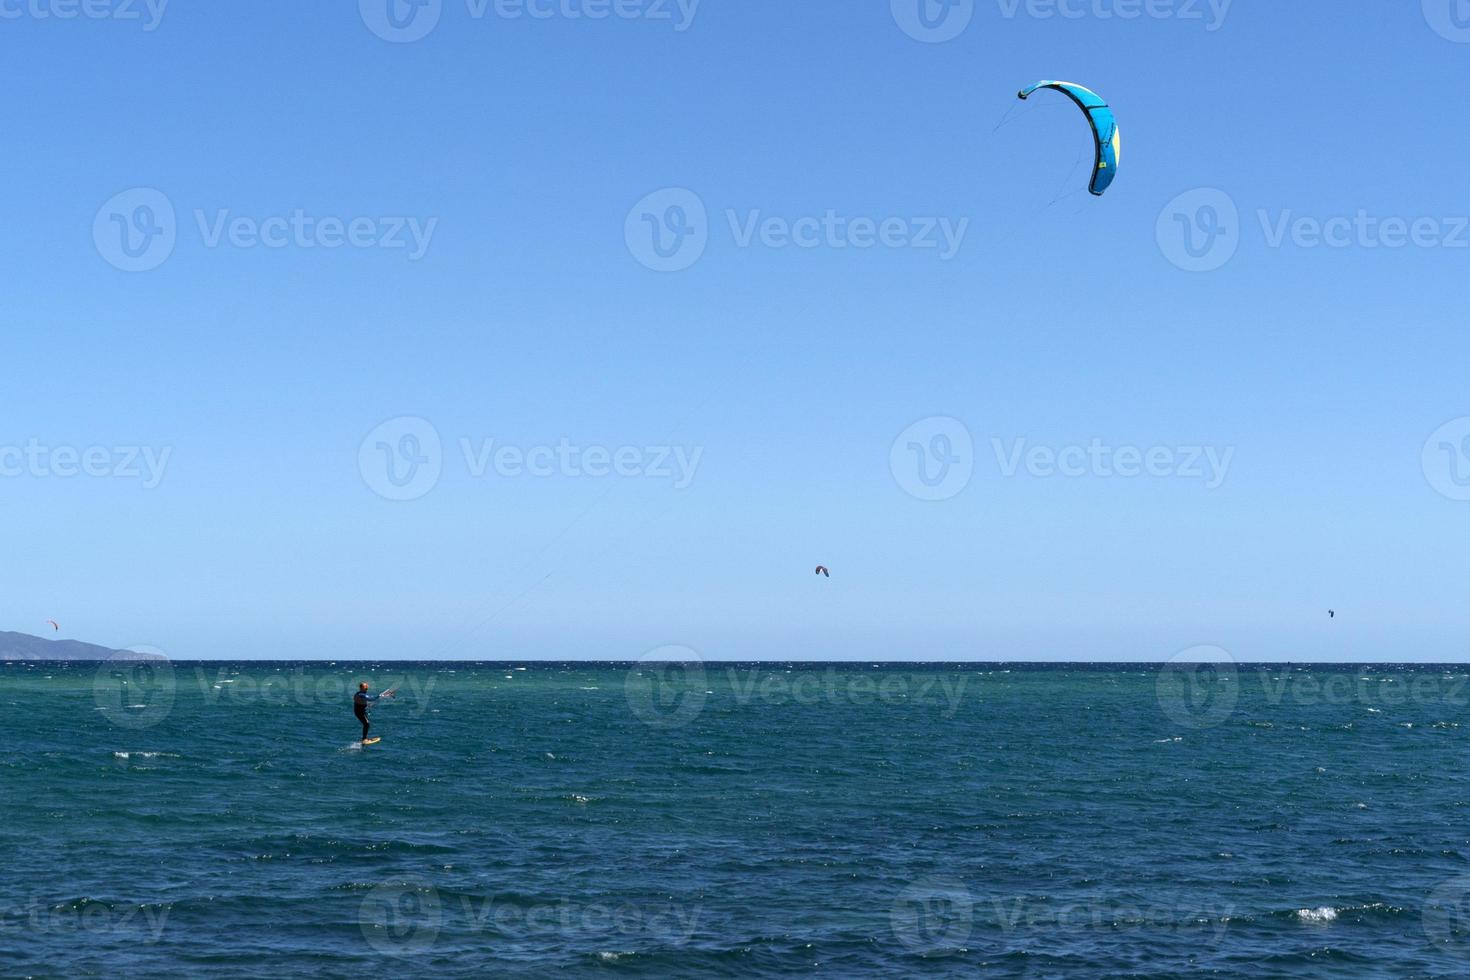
[0,631,166,662]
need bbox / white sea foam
[1296,906,1337,923]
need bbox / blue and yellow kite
[1017,81,1120,196]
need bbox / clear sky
[2,1,1469,661]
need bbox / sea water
[2,661,1469,977]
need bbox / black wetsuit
[354,690,379,741]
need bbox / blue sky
[2,1,1469,661]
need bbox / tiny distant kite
[1328,610,1336,619]
[46,620,60,631]
[1017,80,1120,196]
[815,566,830,578]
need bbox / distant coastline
[0,631,165,662]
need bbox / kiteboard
[361,738,382,746]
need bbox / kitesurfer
[354,682,396,743]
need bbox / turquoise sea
[4,660,1470,978]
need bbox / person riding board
[354,682,396,744]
